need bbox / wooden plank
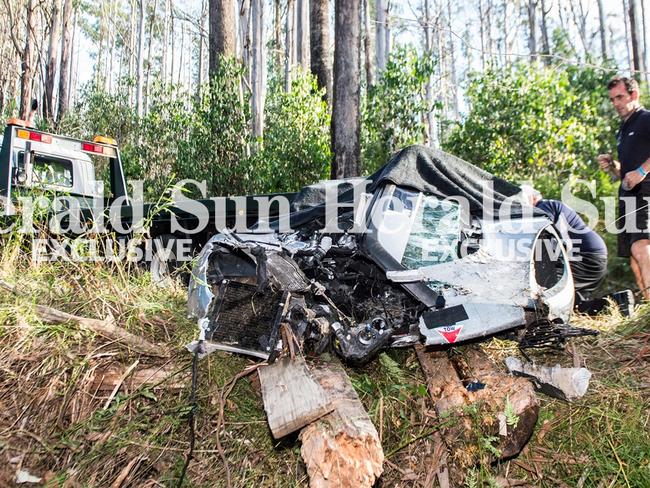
[258,356,334,439]
[299,359,384,488]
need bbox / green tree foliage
[56,61,330,199]
[250,71,331,193]
[362,46,437,173]
[443,64,618,197]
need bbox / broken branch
[0,279,166,357]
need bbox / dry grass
[1,233,649,487]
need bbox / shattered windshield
[372,185,461,268]
[401,193,460,268]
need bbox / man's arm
[598,153,621,179]
[622,155,650,190]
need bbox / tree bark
[162,0,169,84]
[57,0,74,121]
[526,0,537,62]
[251,0,266,139]
[629,0,645,79]
[423,0,434,146]
[238,0,251,73]
[44,0,62,122]
[274,0,282,68]
[19,0,36,120]
[178,21,185,85]
[144,0,158,113]
[136,0,146,117]
[539,0,550,62]
[299,360,384,488]
[296,0,309,70]
[363,0,373,89]
[107,1,116,93]
[284,0,295,92]
[197,0,207,98]
[447,0,458,118]
[596,0,608,61]
[375,0,386,73]
[310,0,331,100]
[622,0,632,71]
[209,0,237,78]
[331,0,361,179]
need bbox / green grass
[1,233,649,486]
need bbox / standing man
[598,76,650,300]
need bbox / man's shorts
[617,191,650,258]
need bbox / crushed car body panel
[188,145,576,363]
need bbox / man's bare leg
[630,257,646,298]
[631,239,650,300]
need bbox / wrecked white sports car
[188,146,587,364]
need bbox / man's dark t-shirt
[535,199,607,255]
[617,107,650,194]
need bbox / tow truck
[0,118,289,279]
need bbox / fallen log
[258,356,334,439]
[0,279,166,357]
[416,345,539,470]
[91,364,186,391]
[299,358,384,488]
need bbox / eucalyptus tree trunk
[478,0,486,69]
[375,0,386,73]
[170,11,175,85]
[310,0,331,100]
[239,0,251,72]
[128,0,137,100]
[107,1,116,93]
[209,0,237,78]
[484,0,493,59]
[19,0,36,120]
[144,0,158,113]
[296,0,309,69]
[596,0,607,61]
[629,0,645,79]
[447,0,458,119]
[526,0,537,61]
[274,0,282,68]
[423,0,434,146]
[251,0,266,140]
[568,0,588,56]
[96,3,106,90]
[57,0,74,121]
[136,0,146,117]
[539,0,550,62]
[178,21,185,85]
[162,0,169,83]
[622,0,632,70]
[70,9,78,106]
[331,0,361,179]
[197,0,207,97]
[44,0,62,121]
[362,0,373,88]
[284,0,295,91]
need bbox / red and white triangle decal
[436,324,463,343]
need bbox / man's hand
[598,154,621,178]
[622,169,646,191]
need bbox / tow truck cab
[0,118,129,215]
